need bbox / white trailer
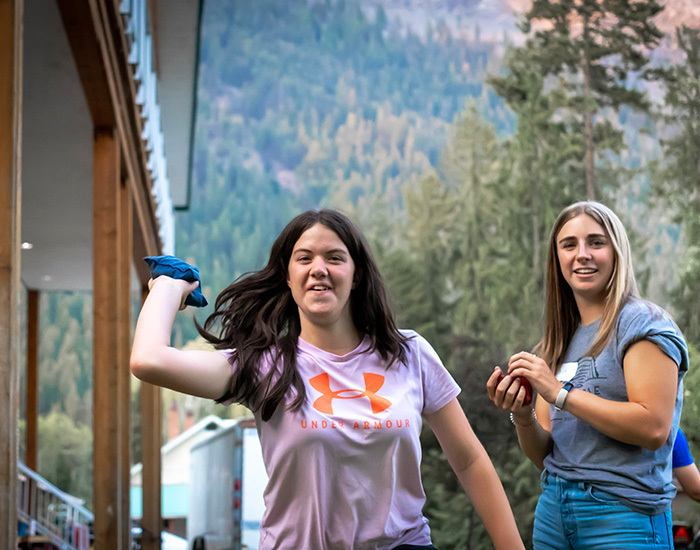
[188,417,267,550]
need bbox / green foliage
[36,412,93,509]
[421,447,482,548]
[38,292,93,425]
[653,26,700,345]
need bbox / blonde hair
[534,201,639,371]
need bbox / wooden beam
[118,178,133,550]
[26,288,38,471]
[57,0,162,259]
[93,127,123,550]
[54,0,114,127]
[0,0,22,546]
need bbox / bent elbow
[130,353,155,381]
[643,440,665,452]
[641,426,671,451]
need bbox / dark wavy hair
[196,209,409,421]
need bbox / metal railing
[17,462,93,550]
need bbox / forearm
[562,389,671,450]
[512,411,553,470]
[130,277,187,373]
[456,453,525,549]
[675,464,700,501]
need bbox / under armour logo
[309,373,392,415]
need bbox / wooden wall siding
[0,0,22,545]
[93,128,129,550]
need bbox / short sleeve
[673,428,695,469]
[616,301,689,374]
[405,331,461,415]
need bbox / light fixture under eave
[21,242,33,250]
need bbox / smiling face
[556,213,615,308]
[287,223,357,333]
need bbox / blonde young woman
[487,201,689,549]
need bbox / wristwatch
[554,382,574,411]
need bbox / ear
[352,270,361,289]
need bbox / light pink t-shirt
[226,330,460,550]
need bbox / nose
[575,241,591,260]
[310,257,328,277]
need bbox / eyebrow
[292,247,348,255]
[558,233,607,244]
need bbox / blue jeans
[533,471,672,549]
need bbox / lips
[573,268,597,275]
[308,284,331,291]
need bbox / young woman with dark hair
[131,209,523,550]
[486,201,689,549]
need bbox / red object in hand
[496,374,533,406]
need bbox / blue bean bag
[143,255,208,307]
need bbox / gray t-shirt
[543,299,689,515]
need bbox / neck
[575,295,605,325]
[299,319,362,355]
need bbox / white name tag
[557,361,578,382]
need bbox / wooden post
[140,282,162,550]
[118,179,133,550]
[93,127,122,550]
[26,289,39,471]
[0,0,22,546]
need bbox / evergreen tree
[489,44,585,282]
[514,0,664,199]
[654,26,700,345]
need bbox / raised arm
[425,399,525,550]
[130,276,232,399]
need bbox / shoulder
[617,298,676,334]
[398,328,420,343]
[397,329,444,364]
[616,298,688,371]
[398,329,430,353]
[618,298,663,320]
